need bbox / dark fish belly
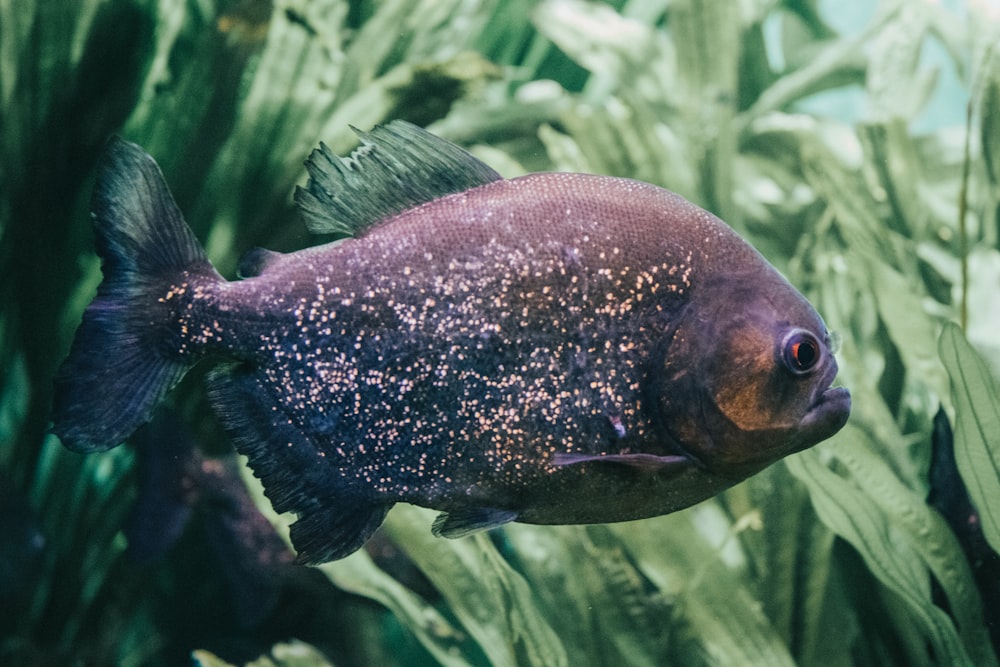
[513,461,733,525]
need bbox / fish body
[53,122,850,563]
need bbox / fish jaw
[793,384,851,452]
[789,351,852,445]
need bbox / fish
[0,478,47,625]
[52,121,851,564]
[125,409,294,628]
[927,408,1000,651]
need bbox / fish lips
[796,367,851,450]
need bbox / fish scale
[53,121,850,563]
[226,226,655,487]
[219,177,687,471]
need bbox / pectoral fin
[432,507,519,539]
[552,452,690,472]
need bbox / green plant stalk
[958,94,972,332]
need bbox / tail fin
[52,137,219,453]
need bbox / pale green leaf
[956,249,1000,379]
[939,322,1000,556]
[870,262,950,402]
[865,2,934,122]
[320,550,470,667]
[982,70,1000,189]
[193,641,333,667]
[380,505,568,667]
[614,513,798,667]
[723,464,857,667]
[788,423,996,667]
[503,523,670,666]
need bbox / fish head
[657,270,851,477]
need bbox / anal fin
[432,507,518,539]
[207,365,391,563]
[290,502,391,564]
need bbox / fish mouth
[813,361,847,406]
[794,361,851,445]
[817,385,851,415]
[799,380,851,446]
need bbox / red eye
[783,330,820,374]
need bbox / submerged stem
[959,96,971,332]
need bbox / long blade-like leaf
[939,322,1000,555]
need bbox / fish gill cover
[2,0,1000,665]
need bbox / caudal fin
[52,138,220,452]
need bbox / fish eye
[782,329,821,375]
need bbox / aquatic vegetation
[2,0,998,665]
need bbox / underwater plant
[2,0,999,665]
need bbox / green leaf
[745,33,867,121]
[503,524,671,666]
[722,464,857,667]
[957,249,1000,379]
[858,120,926,238]
[320,551,470,667]
[614,513,798,667]
[193,641,333,667]
[380,505,568,667]
[533,0,662,104]
[870,262,950,404]
[865,2,936,122]
[939,322,1000,556]
[788,424,996,666]
[982,66,1000,189]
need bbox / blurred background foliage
[2,0,1000,664]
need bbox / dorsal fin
[294,121,503,237]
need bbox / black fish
[126,409,294,628]
[0,479,46,628]
[927,407,1000,650]
[52,121,851,563]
